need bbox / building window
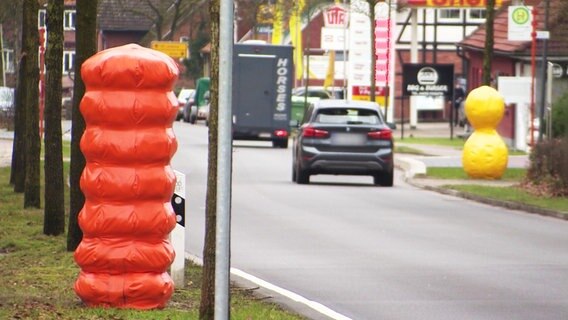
[2,49,15,74]
[438,9,462,22]
[64,10,76,30]
[468,9,486,21]
[63,51,75,74]
[39,9,47,28]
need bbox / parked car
[176,88,195,121]
[197,103,210,126]
[292,99,395,186]
[182,90,197,123]
[196,90,210,125]
[291,86,333,99]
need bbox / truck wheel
[272,139,288,148]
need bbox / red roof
[460,0,568,57]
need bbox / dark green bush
[524,138,568,196]
[551,91,568,138]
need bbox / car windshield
[315,108,381,125]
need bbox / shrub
[523,138,568,196]
[551,91,568,138]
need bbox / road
[171,121,568,320]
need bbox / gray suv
[292,100,395,186]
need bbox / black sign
[171,194,185,227]
[402,64,454,97]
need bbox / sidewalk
[392,121,529,187]
[0,137,12,167]
[0,120,72,167]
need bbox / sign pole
[529,6,537,147]
[538,0,550,142]
[215,0,234,318]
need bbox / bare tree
[482,0,495,86]
[4,1,23,187]
[367,0,380,102]
[23,0,40,208]
[44,0,65,235]
[199,0,219,317]
[11,49,25,192]
[117,0,199,40]
[67,0,98,251]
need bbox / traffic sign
[151,41,188,59]
[508,6,533,41]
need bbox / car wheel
[374,170,394,187]
[295,163,309,184]
[292,162,297,182]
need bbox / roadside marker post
[170,170,186,287]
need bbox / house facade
[245,1,493,123]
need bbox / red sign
[324,5,348,28]
[352,85,386,97]
[374,19,390,87]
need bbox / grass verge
[394,137,527,155]
[395,145,429,155]
[423,167,567,215]
[0,165,305,320]
[447,185,568,214]
[426,167,527,181]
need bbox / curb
[395,156,426,179]
[396,154,567,222]
[405,177,568,222]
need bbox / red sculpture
[74,44,179,309]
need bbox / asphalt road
[171,121,568,320]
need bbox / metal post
[538,0,550,142]
[343,0,347,99]
[215,0,234,318]
[529,6,538,147]
[409,8,418,129]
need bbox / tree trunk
[369,0,377,102]
[67,0,98,251]
[7,1,24,188]
[11,55,26,191]
[23,0,40,209]
[482,0,495,86]
[44,0,65,236]
[0,24,4,87]
[199,1,219,318]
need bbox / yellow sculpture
[462,86,508,179]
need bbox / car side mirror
[289,119,299,128]
[387,122,397,130]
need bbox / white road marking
[186,253,352,320]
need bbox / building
[459,0,568,148]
